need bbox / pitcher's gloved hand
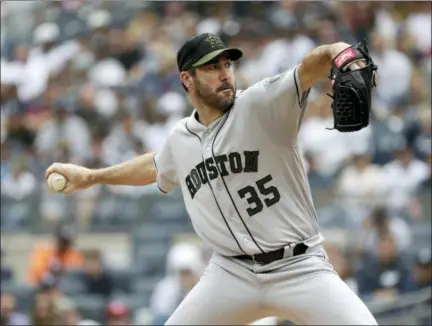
[327,40,378,132]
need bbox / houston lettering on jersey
[186,151,260,198]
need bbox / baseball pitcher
[46,30,378,325]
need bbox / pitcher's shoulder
[237,67,297,102]
[165,117,190,138]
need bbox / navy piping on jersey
[152,154,168,194]
[293,66,309,108]
[210,110,265,254]
[293,68,319,229]
[185,119,248,255]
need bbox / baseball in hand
[47,173,68,192]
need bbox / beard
[194,79,236,112]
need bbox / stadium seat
[131,276,160,296]
[134,244,170,277]
[59,274,87,296]
[316,204,348,229]
[109,269,132,294]
[147,196,189,222]
[0,195,39,231]
[132,224,175,245]
[412,223,432,242]
[72,293,107,322]
[63,268,84,280]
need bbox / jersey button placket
[202,129,214,160]
[216,179,221,191]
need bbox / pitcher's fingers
[45,163,62,179]
[62,183,77,194]
[45,165,54,179]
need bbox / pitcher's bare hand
[45,163,94,193]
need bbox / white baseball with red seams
[48,172,68,192]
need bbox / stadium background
[0,1,431,325]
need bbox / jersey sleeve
[248,65,311,143]
[152,139,179,194]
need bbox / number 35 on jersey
[185,150,281,217]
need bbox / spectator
[16,22,80,102]
[325,243,358,294]
[0,155,37,229]
[86,35,126,119]
[370,30,413,113]
[87,35,126,89]
[1,59,25,146]
[413,108,431,160]
[79,249,113,298]
[0,292,30,326]
[302,151,334,206]
[105,301,130,326]
[357,232,411,301]
[38,273,71,304]
[357,206,412,254]
[405,248,432,292]
[419,153,431,190]
[34,99,92,165]
[87,9,112,38]
[1,155,37,201]
[0,241,13,283]
[143,91,188,152]
[29,22,81,79]
[54,297,81,326]
[108,26,144,72]
[137,49,183,100]
[30,292,56,326]
[304,151,334,190]
[312,9,357,45]
[298,95,352,177]
[383,146,429,215]
[404,2,431,58]
[0,240,14,284]
[101,110,148,167]
[257,17,315,80]
[336,153,385,217]
[0,264,13,285]
[75,84,110,143]
[149,242,205,325]
[37,273,76,323]
[2,108,36,152]
[27,224,84,285]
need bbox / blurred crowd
[1,224,208,326]
[1,1,431,325]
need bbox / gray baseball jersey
[153,65,321,256]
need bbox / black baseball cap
[177,33,243,72]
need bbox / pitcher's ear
[180,71,193,89]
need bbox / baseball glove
[327,40,378,132]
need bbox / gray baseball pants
[165,247,377,325]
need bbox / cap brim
[192,48,243,67]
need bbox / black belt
[234,243,309,265]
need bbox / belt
[234,242,309,265]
